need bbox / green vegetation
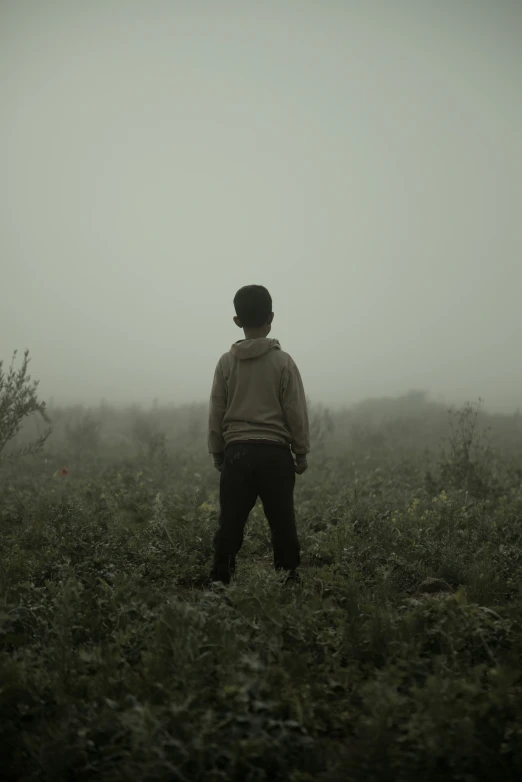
[1,394,522,780]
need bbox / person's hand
[294,455,308,474]
[213,455,224,472]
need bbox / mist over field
[2,0,522,413]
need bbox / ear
[267,312,274,324]
[233,315,242,328]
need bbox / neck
[243,328,270,340]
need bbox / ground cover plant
[1,391,522,781]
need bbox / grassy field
[1,395,522,781]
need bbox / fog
[2,0,521,412]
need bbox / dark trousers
[211,443,300,583]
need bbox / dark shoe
[210,554,235,586]
[284,569,302,586]
[209,570,231,585]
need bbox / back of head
[233,285,272,328]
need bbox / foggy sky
[2,0,521,412]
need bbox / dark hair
[233,285,272,328]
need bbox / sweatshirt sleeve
[208,359,227,454]
[281,358,310,455]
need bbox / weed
[1,396,522,780]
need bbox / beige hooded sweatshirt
[208,338,310,456]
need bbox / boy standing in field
[208,285,310,585]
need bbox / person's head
[233,285,274,337]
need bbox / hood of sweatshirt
[230,338,281,361]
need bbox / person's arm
[281,358,310,472]
[208,359,227,470]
